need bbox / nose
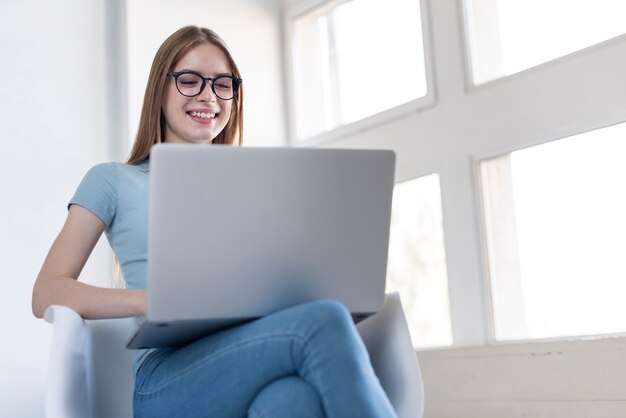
[197,81,217,102]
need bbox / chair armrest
[44,305,92,418]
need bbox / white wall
[1,1,286,416]
[0,1,112,416]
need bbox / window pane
[480,123,626,340]
[386,174,453,348]
[465,0,626,85]
[292,0,427,140]
[332,0,426,125]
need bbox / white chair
[44,305,136,418]
[357,292,425,418]
[44,292,424,418]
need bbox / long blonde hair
[127,26,244,165]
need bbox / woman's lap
[133,300,395,418]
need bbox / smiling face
[162,43,234,144]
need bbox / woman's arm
[32,205,146,319]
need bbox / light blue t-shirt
[69,160,154,374]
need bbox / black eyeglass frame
[167,71,242,100]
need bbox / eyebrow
[176,68,233,77]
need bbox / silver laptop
[127,144,396,349]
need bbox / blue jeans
[133,300,397,417]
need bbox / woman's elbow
[31,282,47,319]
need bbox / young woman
[32,26,396,418]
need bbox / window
[464,0,626,85]
[290,0,428,141]
[386,174,453,348]
[480,123,626,341]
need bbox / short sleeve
[68,163,118,227]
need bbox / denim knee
[307,299,352,326]
[297,299,360,344]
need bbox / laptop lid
[147,144,396,323]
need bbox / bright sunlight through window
[386,174,453,348]
[480,123,626,341]
[292,0,427,140]
[464,0,626,85]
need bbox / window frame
[282,0,437,147]
[282,0,626,350]
[475,121,626,345]
[279,0,626,412]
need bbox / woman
[32,26,396,418]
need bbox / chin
[186,132,217,144]
[191,138,215,144]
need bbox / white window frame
[475,122,626,345]
[280,0,626,413]
[282,0,437,147]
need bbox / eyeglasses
[167,71,242,100]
